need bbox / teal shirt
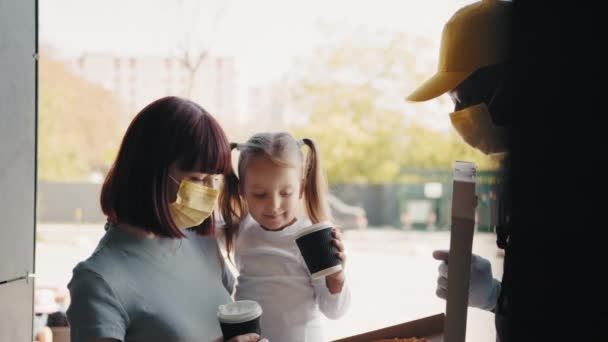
[67,224,232,342]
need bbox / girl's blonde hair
[221,132,330,251]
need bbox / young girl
[220,132,351,342]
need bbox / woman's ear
[299,181,305,199]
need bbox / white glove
[432,250,501,311]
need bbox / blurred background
[36,0,505,340]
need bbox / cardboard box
[332,313,444,342]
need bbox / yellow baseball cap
[406,0,512,102]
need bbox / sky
[40,0,477,83]
[39,0,482,131]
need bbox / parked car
[327,194,368,230]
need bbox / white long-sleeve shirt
[233,215,351,342]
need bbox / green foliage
[38,54,126,181]
[289,28,498,184]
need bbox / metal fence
[37,168,502,232]
[331,168,502,232]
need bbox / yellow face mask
[449,103,508,155]
[169,177,219,229]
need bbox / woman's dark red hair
[100,96,237,238]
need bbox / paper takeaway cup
[295,221,343,279]
[217,300,262,341]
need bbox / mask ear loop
[169,175,180,185]
[487,78,505,111]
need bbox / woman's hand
[326,227,347,293]
[213,334,268,342]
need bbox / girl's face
[241,157,303,230]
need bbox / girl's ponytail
[301,138,331,223]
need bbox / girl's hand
[326,227,347,293]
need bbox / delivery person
[405,0,512,341]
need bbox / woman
[66,96,263,342]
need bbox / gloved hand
[432,249,501,312]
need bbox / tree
[38,51,126,181]
[289,27,498,184]
[175,0,228,97]
[292,82,410,184]
[399,122,500,175]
